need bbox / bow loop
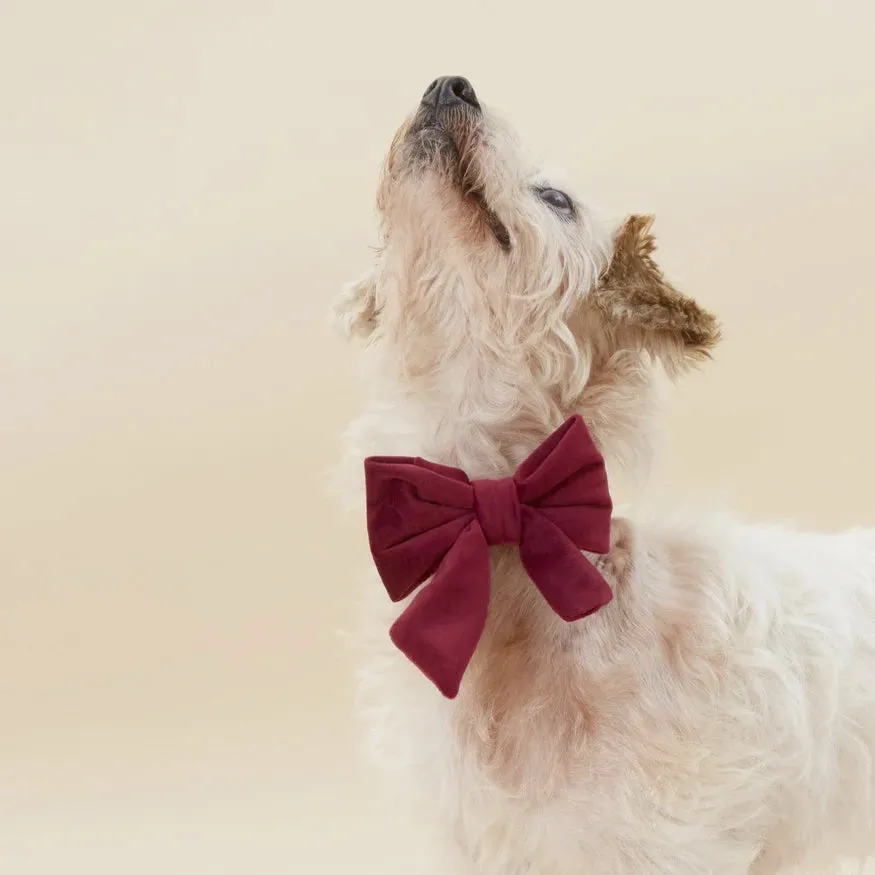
[364,415,613,698]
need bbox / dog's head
[335,77,720,468]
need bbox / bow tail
[389,520,492,699]
[518,507,613,622]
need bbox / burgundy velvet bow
[364,415,613,698]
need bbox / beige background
[1,1,874,873]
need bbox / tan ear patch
[591,215,721,369]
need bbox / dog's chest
[359,585,607,872]
[362,653,586,872]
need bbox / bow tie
[364,415,614,698]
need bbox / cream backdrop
[1,1,874,873]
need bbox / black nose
[421,76,480,111]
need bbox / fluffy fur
[333,81,875,875]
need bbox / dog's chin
[408,124,458,162]
[405,125,511,251]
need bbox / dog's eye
[537,188,573,215]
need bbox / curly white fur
[333,80,875,875]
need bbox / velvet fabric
[364,416,613,698]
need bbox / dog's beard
[402,115,510,250]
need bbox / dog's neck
[356,338,660,489]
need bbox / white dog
[333,76,875,875]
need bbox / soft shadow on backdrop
[1,1,873,873]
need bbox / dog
[333,76,875,875]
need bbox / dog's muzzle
[399,76,510,249]
[407,75,482,152]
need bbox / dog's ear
[331,269,379,341]
[590,215,721,376]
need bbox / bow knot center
[472,477,521,546]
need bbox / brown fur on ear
[331,270,380,341]
[590,215,721,374]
